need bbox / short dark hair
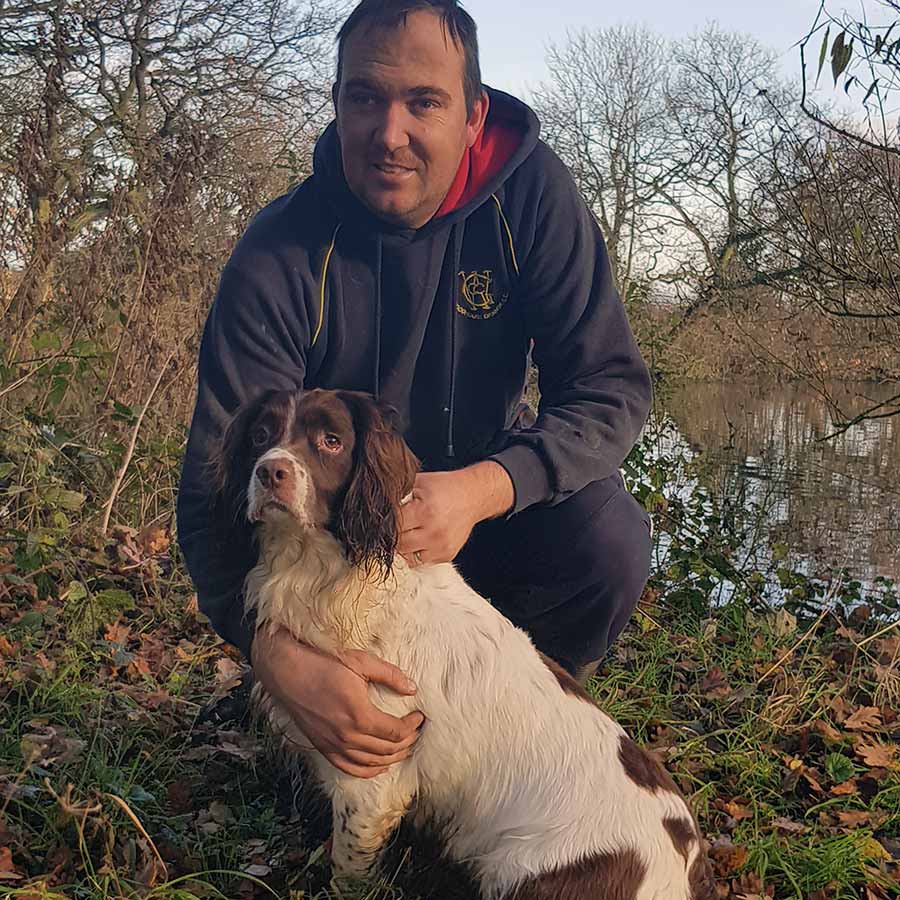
[335,0,483,115]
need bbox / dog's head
[212,389,418,575]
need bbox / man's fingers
[341,722,421,757]
[367,708,426,744]
[325,752,388,779]
[396,525,426,552]
[343,746,413,768]
[398,500,427,532]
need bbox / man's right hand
[250,627,424,778]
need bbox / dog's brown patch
[618,734,680,794]
[507,847,647,900]
[688,842,717,900]
[538,652,595,704]
[663,816,695,864]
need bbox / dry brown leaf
[844,706,883,733]
[700,666,732,700]
[215,656,242,683]
[771,608,797,638]
[854,739,897,769]
[830,694,852,723]
[0,635,16,657]
[720,800,754,820]
[710,843,749,876]
[104,621,131,644]
[33,651,55,672]
[831,779,860,796]
[129,654,152,678]
[772,816,808,834]
[0,846,22,881]
[836,810,875,828]
[138,525,170,556]
[811,719,843,742]
[865,886,890,900]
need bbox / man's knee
[525,481,652,672]
[569,481,652,598]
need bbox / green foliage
[0,390,897,899]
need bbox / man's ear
[465,89,489,149]
[334,392,419,577]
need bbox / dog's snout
[255,457,294,496]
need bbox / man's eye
[415,98,439,110]
[251,427,269,447]
[321,433,343,452]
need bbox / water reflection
[660,381,900,588]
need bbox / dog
[212,387,716,900]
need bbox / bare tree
[0,0,341,359]
[651,26,797,318]
[532,26,669,300]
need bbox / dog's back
[369,561,715,900]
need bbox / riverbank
[633,299,900,384]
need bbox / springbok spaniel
[212,388,715,900]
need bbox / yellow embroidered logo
[457,270,508,319]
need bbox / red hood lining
[434,117,522,218]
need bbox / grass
[0,409,898,899]
[0,539,898,900]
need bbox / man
[177,0,652,780]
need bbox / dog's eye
[320,433,343,452]
[251,426,270,447]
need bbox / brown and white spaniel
[212,388,716,900]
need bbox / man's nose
[372,103,410,154]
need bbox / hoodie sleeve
[176,257,309,659]
[489,147,652,515]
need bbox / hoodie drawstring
[445,224,463,459]
[373,234,383,401]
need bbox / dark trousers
[455,472,652,675]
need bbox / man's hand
[251,628,424,778]
[398,460,514,565]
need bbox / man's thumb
[359,653,417,695]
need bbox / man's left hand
[398,461,514,565]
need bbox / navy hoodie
[176,87,652,659]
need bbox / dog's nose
[255,458,294,496]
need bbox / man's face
[334,9,487,229]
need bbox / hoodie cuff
[204,592,257,662]
[489,443,553,516]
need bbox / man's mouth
[373,162,416,177]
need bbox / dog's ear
[208,403,257,528]
[335,393,419,577]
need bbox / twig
[857,618,900,649]
[105,792,167,883]
[0,357,54,400]
[757,607,830,686]
[100,349,175,536]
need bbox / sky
[463,0,886,101]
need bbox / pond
[658,380,900,595]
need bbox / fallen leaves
[844,706,884,733]
[701,666,733,700]
[0,846,23,882]
[709,838,749,877]
[19,724,85,769]
[854,737,897,769]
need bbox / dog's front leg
[330,767,414,879]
